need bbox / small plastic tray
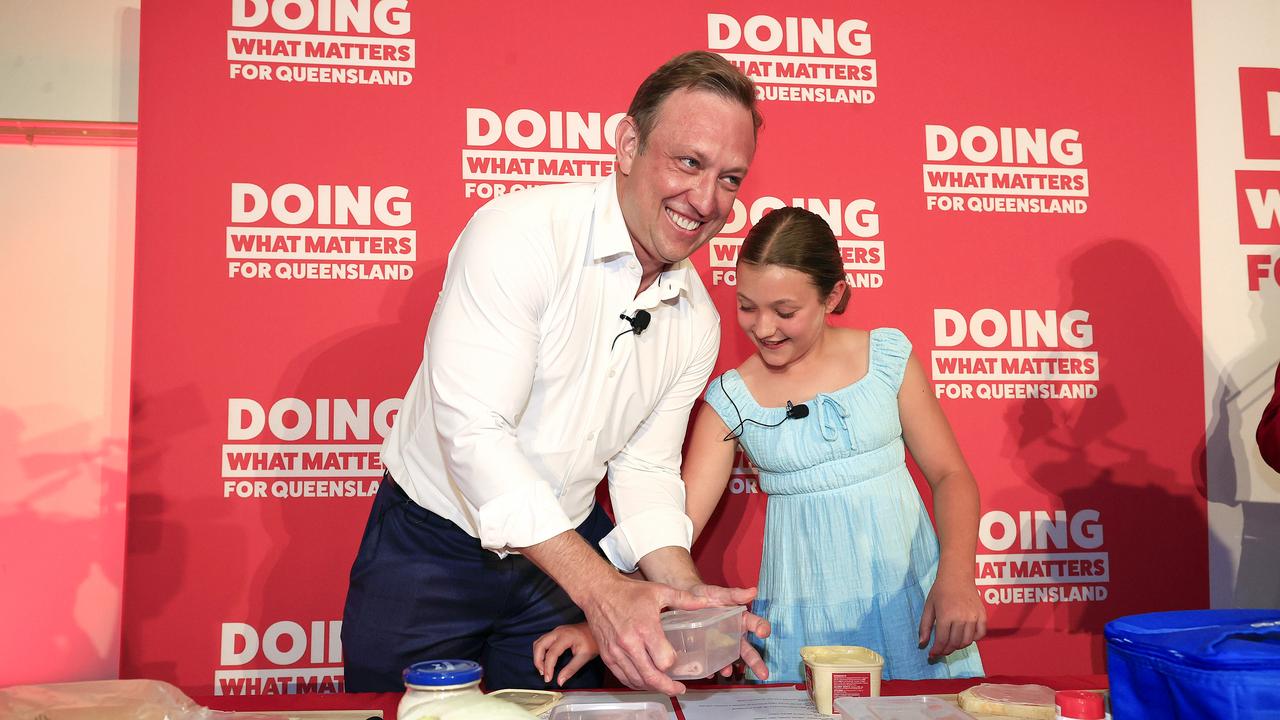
[835,695,978,719]
[548,700,667,719]
[659,605,744,679]
[487,688,562,715]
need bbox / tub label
[832,671,872,698]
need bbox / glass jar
[397,659,483,720]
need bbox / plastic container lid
[834,695,977,719]
[659,605,743,630]
[548,700,667,720]
[1055,690,1105,719]
[402,659,483,686]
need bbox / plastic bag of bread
[0,679,278,720]
[957,683,1057,719]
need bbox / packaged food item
[547,700,667,720]
[0,679,279,720]
[1053,690,1110,720]
[398,660,483,720]
[659,606,744,679]
[835,695,978,719]
[800,645,884,715]
[486,689,562,716]
[956,683,1056,719]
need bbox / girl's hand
[918,574,987,658]
[533,622,600,686]
[686,584,771,681]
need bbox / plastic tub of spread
[547,700,667,720]
[801,645,884,715]
[836,695,978,719]
[659,605,744,679]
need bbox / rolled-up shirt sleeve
[426,207,574,552]
[600,324,720,572]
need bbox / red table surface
[199,674,1109,717]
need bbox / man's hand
[579,574,713,695]
[519,533,729,694]
[688,583,770,681]
[918,573,987,659]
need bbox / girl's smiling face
[735,262,845,369]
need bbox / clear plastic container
[547,700,667,720]
[836,695,978,719]
[659,605,744,679]
[801,645,884,715]
[398,659,483,720]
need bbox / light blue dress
[704,328,984,682]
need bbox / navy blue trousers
[341,474,611,692]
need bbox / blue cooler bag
[1106,609,1280,719]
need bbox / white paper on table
[678,687,827,720]
[544,690,677,719]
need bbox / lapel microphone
[611,309,652,350]
[785,400,810,419]
[620,309,651,335]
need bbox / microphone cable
[720,374,810,441]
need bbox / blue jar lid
[402,659,483,686]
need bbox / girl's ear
[826,279,849,313]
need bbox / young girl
[534,206,985,685]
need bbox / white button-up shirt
[382,175,720,572]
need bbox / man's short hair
[627,50,762,150]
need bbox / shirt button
[587,431,596,442]
[608,370,616,378]
[627,260,639,272]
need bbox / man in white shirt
[342,51,767,695]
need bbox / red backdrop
[125,1,1206,694]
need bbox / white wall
[0,143,136,686]
[0,0,141,121]
[0,0,140,687]
[1193,0,1280,609]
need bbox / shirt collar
[592,175,694,304]
[591,174,634,262]
[648,262,693,303]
